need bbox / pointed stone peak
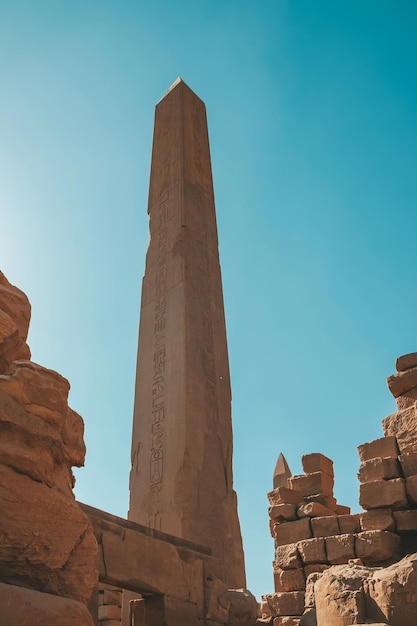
[273,453,292,489]
[158,77,203,105]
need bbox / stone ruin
[1,80,417,625]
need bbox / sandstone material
[337,514,360,534]
[357,436,399,462]
[304,572,322,608]
[269,504,297,522]
[297,538,326,565]
[297,502,335,518]
[355,531,400,565]
[393,509,417,531]
[273,618,301,626]
[396,353,417,372]
[359,478,407,509]
[274,519,312,546]
[0,271,31,340]
[268,487,304,506]
[0,308,31,372]
[382,405,417,454]
[227,589,258,626]
[274,568,305,592]
[358,457,401,483]
[128,79,245,589]
[360,509,395,532]
[398,451,417,476]
[98,604,122,620]
[274,544,302,570]
[325,534,356,565]
[274,453,292,489]
[288,472,334,498]
[304,493,337,511]
[395,388,417,410]
[311,515,340,538]
[313,565,368,626]
[387,367,417,397]
[0,464,97,604]
[301,453,334,478]
[263,592,305,617]
[405,474,417,503]
[334,504,351,515]
[367,553,417,625]
[0,582,94,626]
[103,588,122,606]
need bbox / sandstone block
[304,564,329,578]
[360,509,395,532]
[396,352,417,372]
[387,367,417,397]
[358,457,401,483]
[359,478,407,509]
[268,487,304,506]
[263,592,305,617]
[382,405,417,454]
[227,588,258,626]
[395,388,417,410]
[314,565,367,626]
[0,464,97,604]
[297,502,335,518]
[103,589,122,606]
[301,453,334,478]
[393,509,417,531]
[355,530,400,564]
[0,581,94,626]
[274,544,302,570]
[334,504,351,515]
[274,519,312,546]
[0,271,31,340]
[337,514,360,534]
[98,604,122,620]
[357,436,399,462]
[288,472,334,498]
[304,493,337,511]
[311,515,340,538]
[405,475,417,504]
[297,538,326,565]
[325,534,356,565]
[0,308,31,372]
[399,451,417,476]
[274,567,305,592]
[273,618,301,626]
[269,504,297,522]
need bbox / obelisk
[128,78,246,589]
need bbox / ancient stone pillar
[128,78,246,589]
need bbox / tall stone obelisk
[128,78,246,589]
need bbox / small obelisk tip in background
[273,453,291,489]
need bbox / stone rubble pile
[258,352,417,626]
[0,271,97,625]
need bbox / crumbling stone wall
[0,271,98,625]
[259,353,417,626]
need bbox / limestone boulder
[0,582,94,626]
[0,464,97,604]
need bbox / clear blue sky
[1,0,416,601]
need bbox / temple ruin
[1,81,417,625]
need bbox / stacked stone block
[97,584,122,626]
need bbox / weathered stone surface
[396,352,417,372]
[274,617,301,626]
[357,436,399,462]
[304,493,337,511]
[274,568,305,592]
[325,534,356,565]
[393,509,417,531]
[387,367,417,398]
[355,531,400,565]
[395,388,417,410]
[304,564,329,578]
[301,453,334,478]
[405,474,417,503]
[367,553,417,625]
[274,519,312,546]
[358,457,401,483]
[337,514,360,534]
[297,502,335,518]
[0,464,97,604]
[311,515,340,538]
[275,544,302,570]
[297,538,327,565]
[268,487,304,506]
[263,592,305,617]
[0,271,31,340]
[288,472,334,498]
[334,504,351,515]
[98,604,122,620]
[360,509,395,532]
[382,405,417,454]
[359,478,407,509]
[128,78,245,589]
[274,453,292,489]
[398,451,417,476]
[0,582,94,626]
[314,565,367,626]
[269,504,297,522]
[227,589,258,626]
[0,308,30,372]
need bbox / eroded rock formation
[0,271,97,625]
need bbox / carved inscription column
[128,79,246,589]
